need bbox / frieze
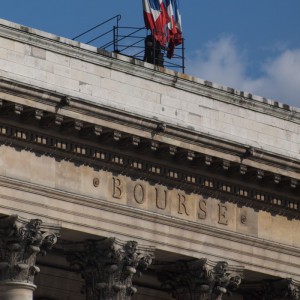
[103,175,249,229]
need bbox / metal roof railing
[72,15,185,73]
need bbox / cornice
[0,19,300,124]
[0,77,299,175]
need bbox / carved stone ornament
[243,278,300,300]
[0,215,60,284]
[158,259,243,300]
[66,237,155,300]
[289,279,300,300]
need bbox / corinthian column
[0,215,60,300]
[243,278,300,300]
[66,237,155,300]
[158,259,243,300]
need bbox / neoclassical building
[0,18,299,300]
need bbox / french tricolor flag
[165,0,182,58]
[143,0,170,46]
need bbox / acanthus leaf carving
[243,278,300,300]
[66,237,155,300]
[0,215,60,284]
[288,279,300,300]
[158,259,243,300]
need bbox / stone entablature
[0,79,298,219]
[1,151,300,281]
[0,77,299,281]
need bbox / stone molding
[65,237,155,300]
[0,77,299,175]
[0,215,60,284]
[158,259,243,300]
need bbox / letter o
[134,184,145,204]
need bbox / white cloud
[186,37,300,107]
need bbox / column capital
[288,279,300,300]
[243,278,300,300]
[66,237,155,300]
[159,258,243,300]
[0,215,60,285]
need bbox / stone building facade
[0,18,299,300]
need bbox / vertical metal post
[116,15,121,53]
[113,26,116,52]
[116,26,119,52]
[153,36,156,65]
[182,38,185,74]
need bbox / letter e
[218,203,228,225]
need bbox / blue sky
[1,1,300,107]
